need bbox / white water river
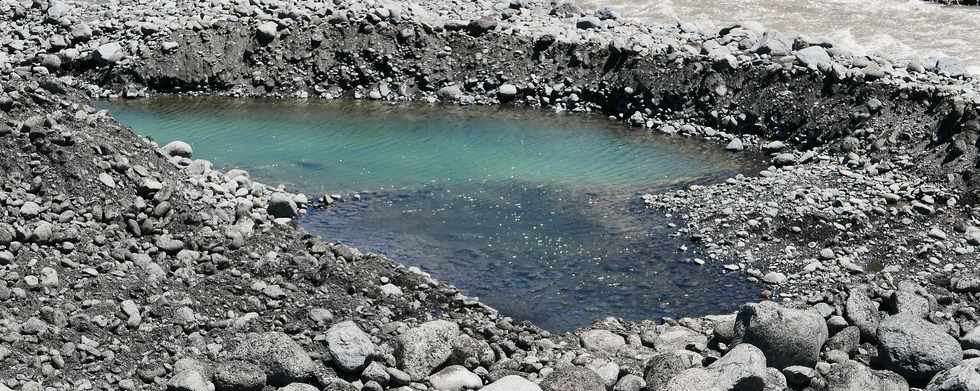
[579,0,980,73]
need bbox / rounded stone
[877,313,963,381]
[734,301,828,369]
[541,366,605,391]
[162,140,193,158]
[325,321,376,373]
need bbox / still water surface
[106,97,760,330]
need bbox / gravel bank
[2,0,980,390]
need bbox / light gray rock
[95,42,125,64]
[395,320,459,380]
[734,301,828,368]
[482,376,541,391]
[167,370,215,391]
[877,313,963,381]
[231,332,315,385]
[162,141,193,158]
[47,1,70,20]
[360,362,390,385]
[846,290,880,342]
[886,289,931,318]
[326,321,376,373]
[586,358,619,389]
[70,23,93,41]
[576,16,601,29]
[257,22,278,43]
[437,85,463,101]
[725,138,744,151]
[580,329,625,353]
[752,32,793,56]
[796,46,832,69]
[649,325,708,352]
[41,54,62,71]
[927,358,980,391]
[278,384,318,391]
[428,365,482,391]
[498,84,518,97]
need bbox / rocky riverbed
[2,0,980,390]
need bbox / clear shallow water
[105,97,761,331]
[580,0,980,73]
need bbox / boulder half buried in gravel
[734,301,828,368]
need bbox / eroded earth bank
[2,0,980,390]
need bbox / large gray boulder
[877,313,963,381]
[325,321,376,373]
[231,332,315,385]
[540,366,605,391]
[734,301,828,368]
[395,320,459,380]
[845,290,880,342]
[927,358,980,391]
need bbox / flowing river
[105,97,762,331]
[579,0,980,73]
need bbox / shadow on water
[103,97,764,331]
[300,178,758,331]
